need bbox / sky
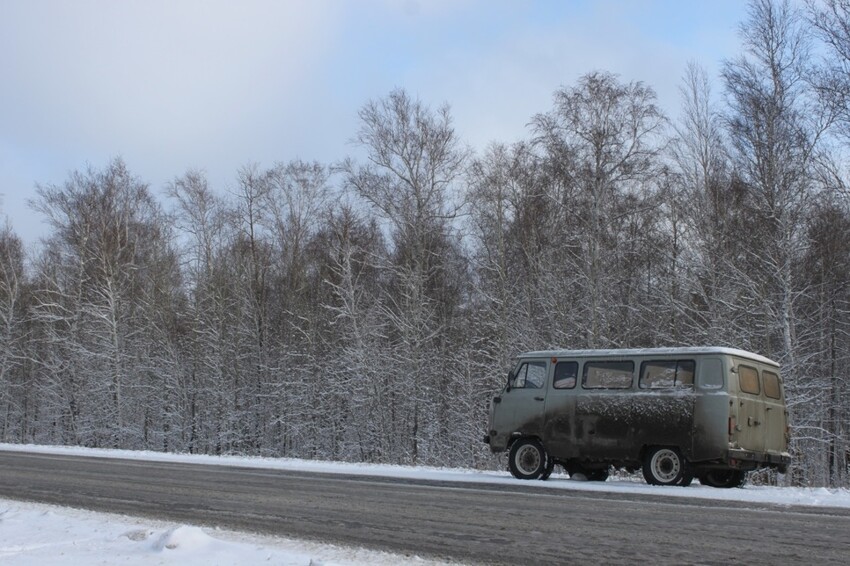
[0,0,750,248]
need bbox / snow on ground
[1,442,850,564]
[0,498,447,566]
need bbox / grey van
[483,347,791,487]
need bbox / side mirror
[505,370,515,392]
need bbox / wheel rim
[515,444,541,475]
[650,448,681,483]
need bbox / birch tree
[0,224,27,441]
[532,72,665,347]
[670,63,748,345]
[30,158,179,448]
[343,88,469,464]
[723,0,832,482]
[167,170,232,453]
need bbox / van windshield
[511,361,547,389]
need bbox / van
[483,347,791,487]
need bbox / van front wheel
[508,438,547,480]
[643,447,684,486]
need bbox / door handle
[534,396,545,401]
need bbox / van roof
[518,347,780,367]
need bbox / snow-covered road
[2,442,847,509]
[1,443,848,565]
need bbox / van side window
[739,365,760,395]
[553,362,578,389]
[763,371,781,399]
[639,360,696,389]
[513,361,547,389]
[583,361,634,389]
[699,358,724,389]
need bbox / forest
[1,0,850,487]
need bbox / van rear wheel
[508,438,547,480]
[643,447,684,486]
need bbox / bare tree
[724,0,825,365]
[532,71,666,347]
[0,223,27,441]
[167,170,231,453]
[30,158,179,448]
[802,195,850,486]
[312,204,389,461]
[669,62,749,345]
[344,88,469,464]
[809,0,850,139]
[723,0,835,483]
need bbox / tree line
[1,0,850,486]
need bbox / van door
[692,357,729,462]
[761,369,787,455]
[543,360,579,459]
[575,360,635,461]
[490,360,548,448]
[734,364,766,453]
[633,359,697,459]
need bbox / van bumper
[483,431,509,453]
[727,448,792,472]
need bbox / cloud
[0,0,748,247]
[1,1,339,179]
[383,0,746,152]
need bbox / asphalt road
[0,450,848,564]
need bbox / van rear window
[739,365,760,395]
[763,371,781,399]
[583,361,634,389]
[639,360,695,389]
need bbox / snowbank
[0,499,445,566]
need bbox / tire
[540,456,556,481]
[700,469,747,488]
[508,438,547,480]
[642,447,684,486]
[679,471,694,487]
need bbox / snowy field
[1,443,849,565]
